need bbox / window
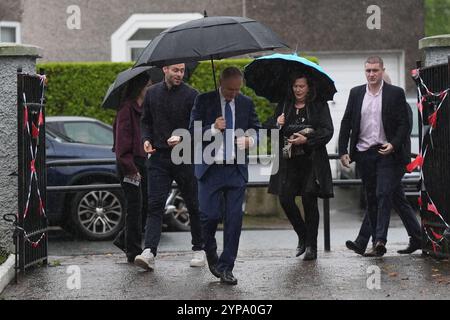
[127,28,165,61]
[0,21,21,43]
[111,14,203,62]
[60,122,113,145]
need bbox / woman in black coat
[268,74,334,260]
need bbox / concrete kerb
[0,255,15,295]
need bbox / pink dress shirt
[356,81,387,152]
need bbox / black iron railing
[16,70,48,276]
[416,58,450,258]
[46,154,420,252]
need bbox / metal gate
[16,69,48,272]
[412,58,450,258]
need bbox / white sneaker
[190,250,206,267]
[134,248,155,271]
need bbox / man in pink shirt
[338,56,411,257]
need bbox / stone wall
[0,44,40,252]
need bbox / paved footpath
[1,230,449,300]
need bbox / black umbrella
[101,66,164,109]
[244,53,337,103]
[134,14,288,89]
[102,62,200,109]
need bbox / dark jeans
[114,157,146,258]
[198,164,246,273]
[356,149,404,244]
[144,152,203,256]
[355,184,421,250]
[279,194,319,248]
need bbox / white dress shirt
[211,89,236,161]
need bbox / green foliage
[425,0,450,36]
[38,55,319,125]
[38,62,133,125]
[0,247,8,265]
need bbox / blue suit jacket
[189,90,261,182]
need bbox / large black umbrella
[134,14,288,89]
[244,53,337,103]
[102,62,199,109]
[101,66,164,109]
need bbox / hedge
[425,0,450,36]
[37,56,318,125]
[38,62,133,125]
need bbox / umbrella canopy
[101,66,163,109]
[134,15,288,68]
[244,53,337,103]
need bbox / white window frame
[0,21,21,44]
[111,13,203,62]
[127,40,151,62]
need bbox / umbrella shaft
[211,58,218,91]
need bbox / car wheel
[70,187,125,240]
[166,193,191,232]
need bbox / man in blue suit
[190,67,261,285]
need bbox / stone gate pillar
[0,43,41,253]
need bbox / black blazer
[338,83,410,166]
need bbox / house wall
[18,0,424,93]
[0,0,22,21]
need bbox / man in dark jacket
[338,56,414,257]
[345,98,421,256]
[134,63,204,271]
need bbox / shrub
[38,55,318,125]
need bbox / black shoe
[397,238,421,254]
[365,241,386,257]
[220,270,238,285]
[296,237,306,257]
[126,254,138,263]
[206,252,221,278]
[363,246,378,257]
[345,240,365,256]
[303,247,317,261]
[375,241,387,256]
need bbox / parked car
[46,116,190,239]
[47,116,114,146]
[46,128,122,240]
[336,98,421,208]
